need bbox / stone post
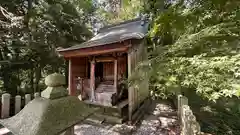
[41,73,74,135]
[181,105,191,135]
[25,94,31,105]
[1,93,10,118]
[34,92,40,98]
[15,95,21,114]
[178,95,188,120]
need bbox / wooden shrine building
[57,17,149,123]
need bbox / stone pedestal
[0,73,97,135]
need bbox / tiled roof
[58,17,149,52]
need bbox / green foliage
[142,0,240,101]
[96,0,143,25]
[184,90,240,135]
[0,0,94,95]
[138,0,240,134]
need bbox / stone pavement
[74,100,180,135]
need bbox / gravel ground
[74,100,180,135]
[132,100,180,135]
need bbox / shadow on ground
[74,99,180,135]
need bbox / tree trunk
[28,0,33,10]
[52,64,59,73]
[0,49,9,92]
[34,65,41,93]
[30,68,34,92]
[2,67,8,92]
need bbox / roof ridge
[98,17,142,32]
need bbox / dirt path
[132,100,180,135]
[74,100,180,135]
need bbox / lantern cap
[41,73,68,99]
[45,73,65,87]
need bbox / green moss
[0,97,98,135]
[41,86,68,99]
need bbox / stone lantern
[0,73,97,135]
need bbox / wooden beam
[90,58,96,101]
[95,57,115,62]
[59,43,130,58]
[65,47,128,58]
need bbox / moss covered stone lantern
[0,73,97,135]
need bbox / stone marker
[15,95,21,114]
[34,93,40,98]
[1,93,10,118]
[0,73,98,135]
[25,94,31,105]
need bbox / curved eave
[58,41,132,58]
[57,33,145,53]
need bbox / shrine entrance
[57,17,150,123]
[69,54,128,107]
[95,62,103,81]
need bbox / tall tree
[138,0,240,100]
[134,1,240,134]
[0,0,95,95]
[94,0,143,26]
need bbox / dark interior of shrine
[71,54,128,107]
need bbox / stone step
[85,114,105,124]
[83,99,128,118]
[95,84,115,93]
[96,86,114,89]
[84,111,126,125]
[94,113,126,124]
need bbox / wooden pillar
[114,58,118,93]
[128,49,133,122]
[90,59,96,101]
[68,58,75,96]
